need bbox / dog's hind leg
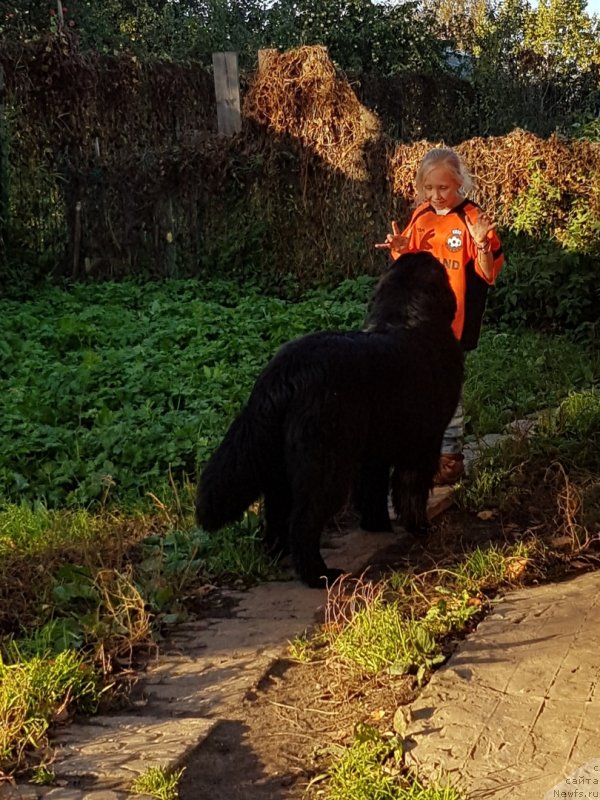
[354,460,392,532]
[391,462,436,535]
[263,477,292,557]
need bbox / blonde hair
[414,148,474,203]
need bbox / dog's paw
[304,567,345,589]
[405,520,429,537]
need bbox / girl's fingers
[375,222,408,250]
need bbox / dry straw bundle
[244,45,382,181]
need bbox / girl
[376,147,504,484]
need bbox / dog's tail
[195,400,281,532]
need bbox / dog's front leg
[288,501,344,588]
[391,466,433,535]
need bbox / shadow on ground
[179,719,299,800]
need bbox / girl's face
[422,165,462,211]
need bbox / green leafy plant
[130,765,185,800]
[139,510,282,609]
[510,170,562,237]
[31,765,56,785]
[2,277,596,511]
[323,722,462,800]
[321,577,483,682]
[330,593,444,678]
[16,564,153,672]
[0,278,367,509]
[486,232,599,340]
[464,329,598,435]
[455,543,531,589]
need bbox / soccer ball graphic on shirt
[446,229,463,252]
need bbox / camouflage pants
[441,394,464,455]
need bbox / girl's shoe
[434,453,465,486]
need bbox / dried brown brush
[244,45,383,181]
[390,130,600,228]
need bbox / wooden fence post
[212,52,241,136]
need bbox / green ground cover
[1,277,597,510]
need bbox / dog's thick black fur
[195,252,464,587]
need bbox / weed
[322,578,481,681]
[0,647,99,773]
[130,765,185,800]
[2,279,596,509]
[14,564,154,674]
[533,390,600,472]
[421,588,485,635]
[486,234,598,341]
[454,543,532,590]
[330,593,442,677]
[455,444,527,513]
[0,279,366,509]
[139,510,283,604]
[322,723,462,800]
[288,633,316,663]
[458,390,600,521]
[31,764,56,785]
[0,504,103,557]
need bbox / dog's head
[366,252,457,331]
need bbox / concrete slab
[405,571,600,799]
[52,716,216,785]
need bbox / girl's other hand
[375,221,409,259]
[466,211,496,247]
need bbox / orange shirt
[400,199,504,349]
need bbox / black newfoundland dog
[195,252,464,587]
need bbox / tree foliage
[2,0,598,84]
[263,0,446,75]
[524,0,599,74]
[0,0,448,74]
[421,0,492,54]
[457,0,600,134]
[1,0,598,133]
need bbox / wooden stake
[212,52,241,136]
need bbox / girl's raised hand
[375,221,409,258]
[466,211,496,247]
